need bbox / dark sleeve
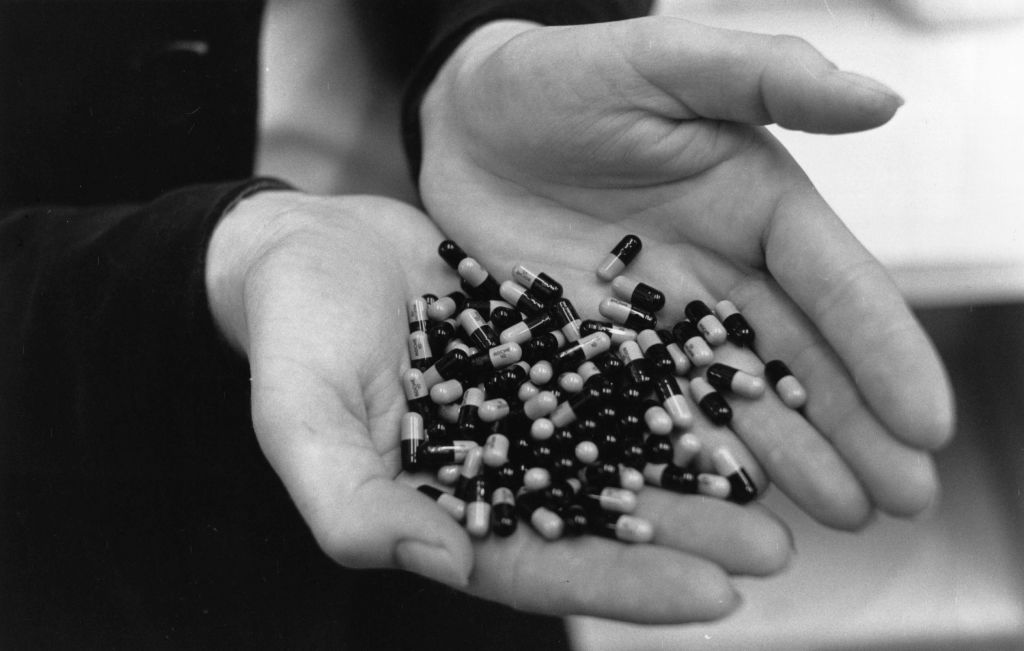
[400,0,654,180]
[0,178,289,481]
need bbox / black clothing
[0,1,650,647]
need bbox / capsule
[549,298,583,342]
[552,332,611,373]
[657,329,692,375]
[642,462,727,498]
[490,306,521,332]
[438,239,468,270]
[511,264,563,304]
[458,308,499,350]
[684,300,727,346]
[522,391,559,420]
[671,320,714,367]
[675,432,703,468]
[528,360,554,386]
[636,329,674,375]
[618,340,656,392]
[574,440,600,465]
[490,486,518,537]
[462,299,511,321]
[457,387,485,439]
[581,486,638,514]
[579,320,637,347]
[455,446,485,501]
[520,331,564,364]
[477,398,511,423]
[426,291,467,321]
[689,376,732,425]
[706,363,766,399]
[482,432,511,467]
[417,440,479,468]
[468,341,522,376]
[400,412,425,472]
[765,359,807,409]
[516,489,564,540]
[517,381,541,401]
[499,280,546,317]
[598,297,657,331]
[549,387,603,428]
[643,401,674,436]
[417,484,466,522]
[530,418,556,441]
[611,276,665,312]
[589,512,654,544]
[457,257,502,299]
[523,466,553,491]
[596,234,642,282]
[427,318,458,351]
[652,375,693,430]
[407,297,429,333]
[430,378,464,405]
[482,363,528,400]
[421,349,469,388]
[715,300,756,347]
[499,312,556,345]
[464,476,492,538]
[436,464,462,485]
[643,435,674,464]
[712,447,758,504]
[401,368,432,418]
[407,330,434,371]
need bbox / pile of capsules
[402,235,807,544]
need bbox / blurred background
[256,1,1024,648]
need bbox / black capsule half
[726,468,758,505]
[723,313,755,346]
[698,391,732,425]
[438,239,468,269]
[764,360,793,386]
[520,332,561,364]
[490,306,521,331]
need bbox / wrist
[205,190,310,352]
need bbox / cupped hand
[417,17,955,530]
[203,190,792,624]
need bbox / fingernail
[836,70,905,106]
[395,539,469,588]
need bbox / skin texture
[417,18,954,530]
[206,191,793,625]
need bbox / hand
[417,17,955,530]
[203,191,792,624]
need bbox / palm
[418,18,954,530]
[222,194,790,623]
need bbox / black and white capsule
[490,486,517,537]
[464,475,492,538]
[407,330,434,371]
[549,298,583,342]
[712,447,758,504]
[596,234,643,282]
[549,387,603,428]
[421,349,468,389]
[579,319,637,346]
[657,329,692,375]
[458,308,499,350]
[457,387,485,439]
[499,280,546,317]
[671,320,714,367]
[551,332,611,373]
[438,239,468,270]
[588,511,654,544]
[400,412,425,472]
[653,375,694,430]
[598,297,657,331]
[515,489,564,540]
[407,297,429,333]
[715,300,756,347]
[764,360,807,409]
[636,329,675,375]
[511,264,563,304]
[706,363,766,399]
[417,440,479,468]
[401,368,432,418]
[499,312,556,345]
[689,376,732,425]
[468,341,522,375]
[684,300,728,346]
[427,291,467,321]
[417,484,466,522]
[611,276,665,312]
[457,257,502,299]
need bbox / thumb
[250,360,474,588]
[608,17,904,133]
